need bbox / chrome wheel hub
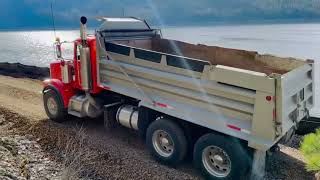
[202,145,231,178]
[152,130,174,157]
[47,97,58,115]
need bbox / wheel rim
[202,145,231,178]
[47,97,58,116]
[152,130,174,157]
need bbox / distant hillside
[1,0,320,29]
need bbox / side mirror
[55,38,62,59]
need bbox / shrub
[57,127,98,180]
[300,129,320,174]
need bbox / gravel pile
[0,115,62,180]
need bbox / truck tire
[146,118,187,166]
[43,89,68,123]
[194,133,249,180]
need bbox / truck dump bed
[96,20,313,150]
[115,38,305,75]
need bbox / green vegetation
[300,129,320,173]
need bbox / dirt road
[0,75,315,179]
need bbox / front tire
[43,89,68,123]
[194,133,250,180]
[146,118,187,166]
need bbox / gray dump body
[95,18,313,150]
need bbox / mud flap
[296,116,320,135]
[103,102,123,129]
[250,150,266,180]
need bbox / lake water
[0,23,319,115]
[1,23,320,66]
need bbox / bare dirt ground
[0,75,316,179]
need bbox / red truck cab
[43,35,103,108]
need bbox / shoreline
[0,62,49,80]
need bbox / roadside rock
[0,62,49,80]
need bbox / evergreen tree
[300,129,320,173]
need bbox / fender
[43,79,77,108]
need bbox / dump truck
[42,16,314,179]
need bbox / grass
[57,126,98,180]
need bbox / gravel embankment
[0,107,200,180]
[0,113,61,180]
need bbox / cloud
[1,0,320,29]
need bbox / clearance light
[266,96,272,101]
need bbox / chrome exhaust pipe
[79,16,91,91]
[80,47,91,91]
[68,16,103,118]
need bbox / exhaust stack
[79,16,91,91]
[68,16,103,118]
[80,16,88,43]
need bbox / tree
[300,129,320,178]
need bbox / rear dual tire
[193,133,250,180]
[146,119,250,179]
[146,118,187,166]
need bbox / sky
[1,0,320,29]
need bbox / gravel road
[0,75,316,179]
